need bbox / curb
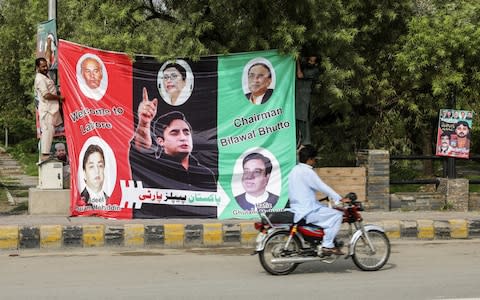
[1,219,480,251]
[0,222,257,251]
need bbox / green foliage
[8,139,39,176]
[393,0,480,157]
[0,0,479,168]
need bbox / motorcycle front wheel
[259,231,300,275]
[352,230,390,271]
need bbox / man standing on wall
[34,57,64,162]
[295,55,320,146]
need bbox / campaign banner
[217,52,296,219]
[36,19,58,72]
[36,19,64,139]
[59,40,133,218]
[59,40,295,219]
[129,56,220,218]
[436,109,474,159]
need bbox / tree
[0,0,478,170]
[392,0,480,173]
[0,0,45,143]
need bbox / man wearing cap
[54,142,70,188]
[54,142,69,165]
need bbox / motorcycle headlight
[355,201,364,211]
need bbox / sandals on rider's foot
[322,247,345,256]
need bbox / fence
[355,149,479,211]
[390,154,480,185]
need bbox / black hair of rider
[298,144,317,164]
[242,152,272,176]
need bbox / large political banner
[59,40,295,219]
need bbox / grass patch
[467,175,480,192]
[9,201,28,214]
[11,152,38,177]
[0,188,28,215]
[7,142,39,177]
[0,187,8,206]
[0,188,8,209]
[10,190,29,197]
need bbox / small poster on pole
[35,19,64,139]
[436,109,474,159]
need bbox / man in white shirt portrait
[79,144,109,206]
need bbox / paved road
[1,240,479,299]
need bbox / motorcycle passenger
[288,145,350,256]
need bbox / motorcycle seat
[296,219,323,229]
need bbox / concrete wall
[28,188,70,215]
[390,192,445,210]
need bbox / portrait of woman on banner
[157,60,194,106]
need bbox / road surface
[1,240,479,299]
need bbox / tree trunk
[422,127,433,176]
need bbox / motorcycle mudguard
[255,226,305,252]
[348,225,385,256]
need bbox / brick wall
[315,167,366,201]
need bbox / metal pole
[48,0,56,20]
[447,88,456,178]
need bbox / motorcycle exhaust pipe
[270,257,325,264]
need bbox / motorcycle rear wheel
[259,231,300,275]
[352,230,390,271]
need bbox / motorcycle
[253,192,390,275]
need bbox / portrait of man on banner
[76,137,117,209]
[231,148,281,214]
[129,56,219,218]
[242,58,276,105]
[435,109,474,159]
[234,151,279,212]
[76,53,109,101]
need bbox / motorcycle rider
[288,145,350,256]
